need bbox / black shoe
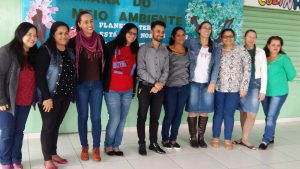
[105,150,115,156]
[114,150,124,156]
[149,143,166,154]
[270,139,274,144]
[258,142,269,150]
[105,147,115,156]
[162,141,172,150]
[171,142,181,149]
[139,143,147,156]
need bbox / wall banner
[244,0,300,11]
[22,0,244,44]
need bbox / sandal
[224,140,233,150]
[210,139,220,148]
[233,139,242,145]
[240,141,256,150]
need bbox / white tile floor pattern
[21,121,300,169]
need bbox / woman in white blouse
[234,29,267,150]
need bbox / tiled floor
[21,121,300,169]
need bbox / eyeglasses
[222,35,234,39]
[127,31,137,37]
[201,27,212,31]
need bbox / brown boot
[187,117,198,148]
[92,148,101,161]
[81,147,89,161]
[198,116,208,148]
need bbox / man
[136,21,169,155]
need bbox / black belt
[140,81,154,87]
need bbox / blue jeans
[213,92,240,140]
[76,80,103,148]
[104,90,133,148]
[261,94,288,143]
[0,105,31,165]
[162,84,189,141]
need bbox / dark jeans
[262,94,288,143]
[137,83,164,144]
[161,84,189,142]
[0,106,31,165]
[38,97,71,161]
[213,91,240,140]
[76,80,103,148]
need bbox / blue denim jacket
[36,45,75,102]
[185,38,220,85]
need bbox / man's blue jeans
[104,90,132,148]
[76,80,103,148]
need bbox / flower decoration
[69,26,77,39]
[25,0,58,43]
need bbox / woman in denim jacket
[185,21,220,148]
[36,21,75,169]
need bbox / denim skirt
[186,81,214,113]
[239,78,261,113]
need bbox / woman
[103,23,138,156]
[185,21,220,148]
[259,36,296,150]
[234,29,267,150]
[211,28,251,150]
[161,27,189,149]
[68,10,106,161]
[0,22,37,169]
[36,21,75,169]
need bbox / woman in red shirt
[103,23,139,156]
[0,22,37,169]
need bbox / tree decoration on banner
[25,0,58,44]
[185,0,244,44]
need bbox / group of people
[0,10,296,169]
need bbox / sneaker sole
[163,147,173,150]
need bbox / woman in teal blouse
[259,36,296,150]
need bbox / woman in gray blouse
[161,27,189,149]
[211,28,251,150]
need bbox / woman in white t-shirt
[185,21,220,148]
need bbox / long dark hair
[75,10,91,32]
[198,21,213,53]
[244,29,257,62]
[114,23,139,54]
[45,21,69,51]
[169,26,185,45]
[264,36,285,57]
[9,22,37,69]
